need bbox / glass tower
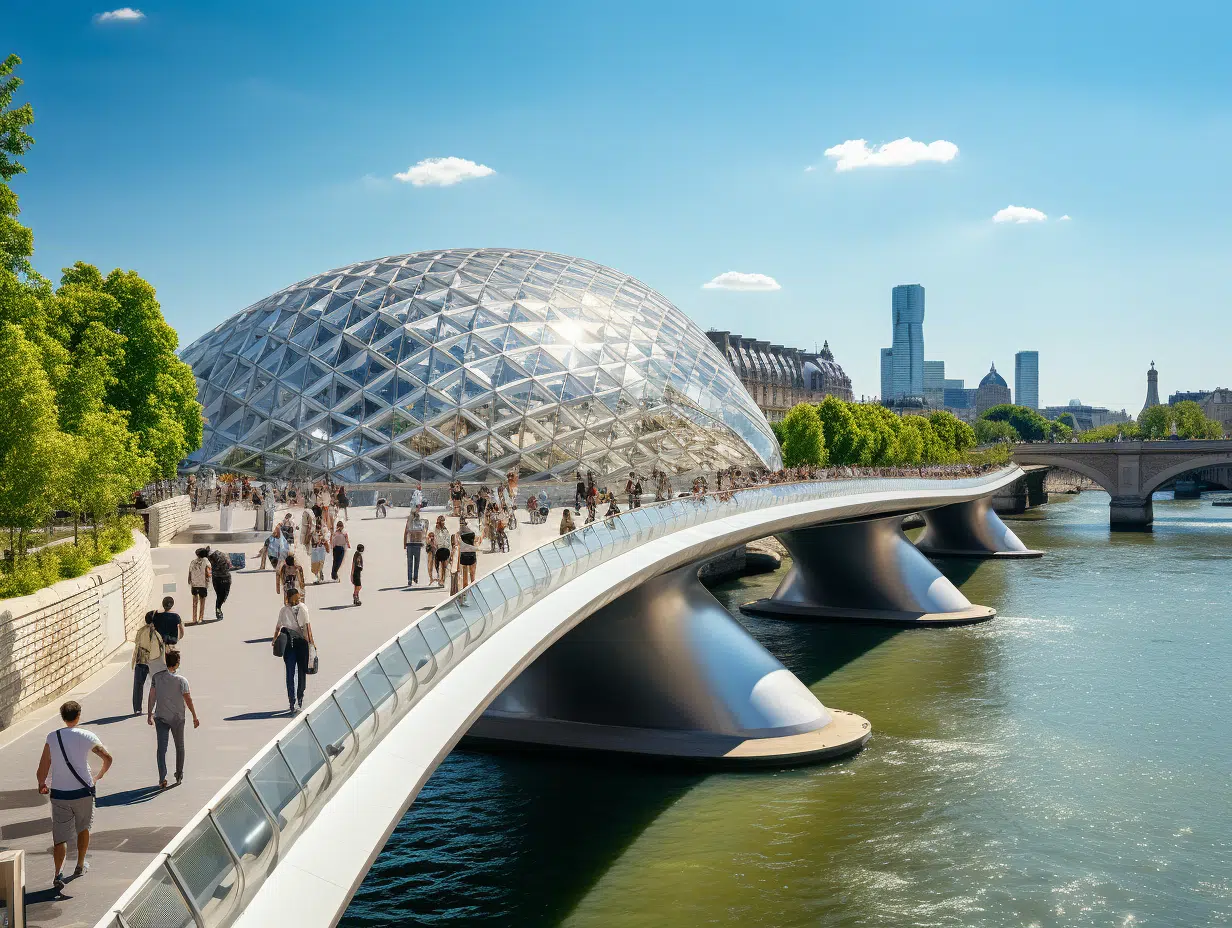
[880,348,894,401]
[890,284,925,398]
[1014,350,1039,409]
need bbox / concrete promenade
[0,502,560,928]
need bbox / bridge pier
[1110,495,1153,530]
[915,498,1043,559]
[1024,468,1049,507]
[468,563,870,765]
[740,514,996,626]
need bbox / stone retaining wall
[147,495,192,547]
[0,531,153,730]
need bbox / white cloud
[823,137,958,172]
[94,7,144,21]
[992,205,1048,224]
[703,271,781,292]
[394,156,495,187]
[1059,214,1072,221]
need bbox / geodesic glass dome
[181,249,781,483]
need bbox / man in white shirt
[410,482,424,511]
[36,700,113,890]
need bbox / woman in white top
[268,525,286,593]
[273,591,315,713]
[187,549,211,624]
[300,508,314,556]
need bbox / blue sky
[7,1,1232,410]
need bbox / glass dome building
[181,249,781,483]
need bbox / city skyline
[6,1,1232,412]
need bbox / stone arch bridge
[1012,440,1232,528]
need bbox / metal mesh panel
[212,781,276,878]
[169,818,240,922]
[119,862,195,928]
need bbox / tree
[928,410,975,457]
[974,418,1018,445]
[0,54,35,277]
[779,403,826,467]
[1138,404,1170,439]
[63,409,154,545]
[1050,420,1073,442]
[0,323,69,552]
[1057,412,1078,431]
[981,403,1052,442]
[815,395,862,464]
[1171,400,1224,439]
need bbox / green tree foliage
[1080,422,1140,442]
[928,410,976,456]
[779,403,827,467]
[1057,412,1078,431]
[974,418,1019,445]
[1135,402,1224,440]
[980,403,1053,441]
[815,395,862,464]
[64,409,154,543]
[0,323,69,544]
[0,54,35,276]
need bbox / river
[341,490,1232,927]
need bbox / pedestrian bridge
[1013,439,1232,528]
[94,467,1032,928]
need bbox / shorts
[435,549,451,564]
[51,795,95,844]
[459,552,476,567]
[191,586,208,598]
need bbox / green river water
[343,491,1232,927]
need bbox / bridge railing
[98,467,1015,928]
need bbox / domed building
[975,362,1011,415]
[180,249,781,483]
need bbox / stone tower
[1141,361,1160,418]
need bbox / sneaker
[73,861,88,878]
[53,872,65,890]
[175,774,183,786]
[216,610,223,620]
[289,703,298,715]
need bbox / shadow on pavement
[0,787,49,810]
[243,637,272,644]
[224,710,292,722]
[1,815,50,839]
[84,713,139,726]
[98,785,165,807]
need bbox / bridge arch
[1011,451,1118,496]
[1141,453,1232,497]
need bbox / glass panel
[473,574,507,626]
[452,586,489,638]
[418,614,453,664]
[279,721,330,800]
[435,601,471,644]
[357,658,397,711]
[308,698,355,771]
[506,556,536,594]
[377,640,416,696]
[169,818,241,923]
[523,550,551,592]
[398,626,436,685]
[248,750,303,833]
[212,780,276,882]
[119,862,195,928]
[335,676,377,745]
[537,541,564,572]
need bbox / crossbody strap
[55,729,94,793]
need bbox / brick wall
[147,495,192,547]
[0,532,153,730]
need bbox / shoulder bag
[306,643,319,675]
[272,627,289,657]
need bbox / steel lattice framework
[181,249,781,483]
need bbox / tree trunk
[74,513,79,546]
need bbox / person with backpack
[187,548,211,625]
[131,609,167,715]
[206,547,232,620]
[36,700,113,891]
[146,649,200,789]
[403,506,427,587]
[273,590,315,713]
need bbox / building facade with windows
[707,332,854,422]
[975,363,1011,415]
[1014,350,1039,409]
[181,249,783,482]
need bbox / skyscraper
[880,348,894,400]
[1015,351,1039,409]
[923,360,946,408]
[891,284,925,398]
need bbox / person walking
[351,543,365,606]
[329,520,350,582]
[251,486,264,531]
[279,552,306,605]
[336,485,350,521]
[36,700,113,891]
[146,650,199,789]
[431,515,451,588]
[269,525,286,592]
[625,472,637,510]
[152,595,184,647]
[453,518,480,594]
[310,523,327,584]
[575,472,586,513]
[206,547,232,620]
[274,591,314,714]
[404,507,427,587]
[187,547,211,625]
[300,507,314,556]
[410,482,424,512]
[559,508,576,535]
[130,609,166,715]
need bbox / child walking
[351,543,364,606]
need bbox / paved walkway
[0,502,561,928]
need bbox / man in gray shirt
[146,650,200,788]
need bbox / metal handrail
[96,466,1019,928]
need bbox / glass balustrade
[108,469,1013,928]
